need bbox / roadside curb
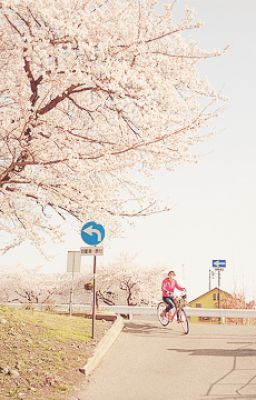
[79,315,124,377]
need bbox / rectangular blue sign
[212,260,226,268]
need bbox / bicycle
[157,291,189,334]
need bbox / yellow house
[188,287,233,323]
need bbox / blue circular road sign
[81,221,105,245]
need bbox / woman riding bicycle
[161,270,185,321]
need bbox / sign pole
[212,260,226,324]
[69,269,75,317]
[80,221,105,339]
[67,251,81,317]
[92,255,97,339]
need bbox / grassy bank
[0,306,111,400]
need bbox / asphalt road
[76,321,256,400]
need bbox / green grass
[0,305,110,400]
[0,306,91,342]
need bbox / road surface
[75,321,256,400]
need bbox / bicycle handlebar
[167,289,187,298]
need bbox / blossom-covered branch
[0,0,225,251]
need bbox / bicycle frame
[157,294,189,334]
[167,297,185,321]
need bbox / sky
[2,0,256,302]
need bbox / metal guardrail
[184,308,256,318]
[1,303,256,318]
[105,306,256,319]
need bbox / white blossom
[0,0,225,251]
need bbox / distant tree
[0,274,20,302]
[83,278,116,308]
[222,292,247,309]
[118,273,140,306]
[222,291,254,325]
[0,0,225,252]
[96,268,119,307]
[116,267,164,306]
[0,272,68,304]
[96,254,163,306]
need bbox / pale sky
[2,1,256,302]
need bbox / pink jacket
[161,278,184,297]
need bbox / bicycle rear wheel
[179,309,189,334]
[157,302,169,326]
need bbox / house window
[213,294,217,300]
[196,303,202,308]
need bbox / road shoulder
[79,315,124,377]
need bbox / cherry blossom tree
[0,0,225,251]
[115,266,163,306]
[0,271,69,304]
[221,291,254,325]
[93,253,164,306]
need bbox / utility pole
[209,269,215,291]
[217,270,221,308]
[217,269,221,324]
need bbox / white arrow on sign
[82,226,102,242]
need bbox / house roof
[188,287,233,305]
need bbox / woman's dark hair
[168,270,176,275]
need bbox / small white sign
[67,251,81,272]
[80,247,104,256]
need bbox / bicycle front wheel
[178,309,189,334]
[157,302,169,326]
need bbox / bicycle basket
[179,297,187,307]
